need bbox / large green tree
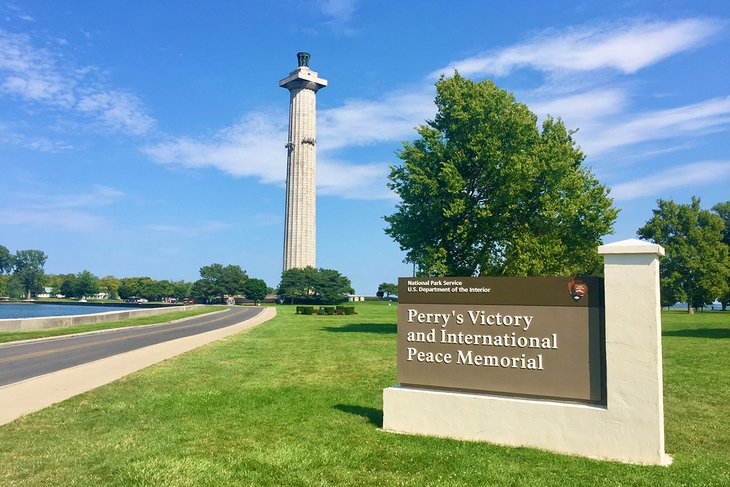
[0,245,13,297]
[377,282,398,298]
[170,280,193,300]
[191,278,219,303]
[243,278,269,304]
[60,276,76,299]
[5,274,25,299]
[385,74,617,277]
[140,279,173,301]
[44,273,73,297]
[197,263,248,298]
[711,201,730,310]
[0,275,8,298]
[712,201,730,247]
[73,270,100,299]
[0,245,13,274]
[638,197,730,313]
[277,267,319,304]
[317,269,355,303]
[278,267,353,304]
[118,277,152,299]
[13,249,47,299]
[99,275,121,299]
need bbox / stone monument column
[280,52,327,271]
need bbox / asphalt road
[0,306,262,387]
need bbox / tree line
[0,251,274,304]
[0,247,358,305]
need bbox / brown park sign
[397,277,606,404]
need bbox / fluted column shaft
[283,87,317,270]
[279,58,327,272]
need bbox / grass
[0,306,227,344]
[0,302,728,486]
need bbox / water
[0,303,136,319]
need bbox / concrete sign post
[383,239,671,465]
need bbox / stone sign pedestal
[383,239,671,465]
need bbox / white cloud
[611,161,730,201]
[144,113,287,184]
[41,185,125,210]
[145,16,728,201]
[318,159,393,200]
[319,0,357,22]
[145,220,232,237]
[76,90,155,135]
[318,88,434,150]
[0,31,75,107]
[0,129,74,152]
[508,19,728,161]
[0,208,106,232]
[0,29,155,135]
[581,96,730,155]
[316,0,359,35]
[143,109,398,199]
[528,88,628,125]
[0,185,125,231]
[433,18,722,78]
[0,4,35,23]
[144,87,433,200]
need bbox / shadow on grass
[334,404,383,428]
[321,323,396,334]
[663,328,730,339]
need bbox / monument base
[383,385,672,466]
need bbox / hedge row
[295,306,357,315]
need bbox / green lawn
[0,306,227,343]
[0,302,727,486]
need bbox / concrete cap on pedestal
[597,238,665,256]
[279,67,328,89]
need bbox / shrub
[298,306,317,315]
[337,306,357,315]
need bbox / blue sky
[1,1,729,294]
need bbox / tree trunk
[687,302,694,314]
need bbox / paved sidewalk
[0,306,276,426]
